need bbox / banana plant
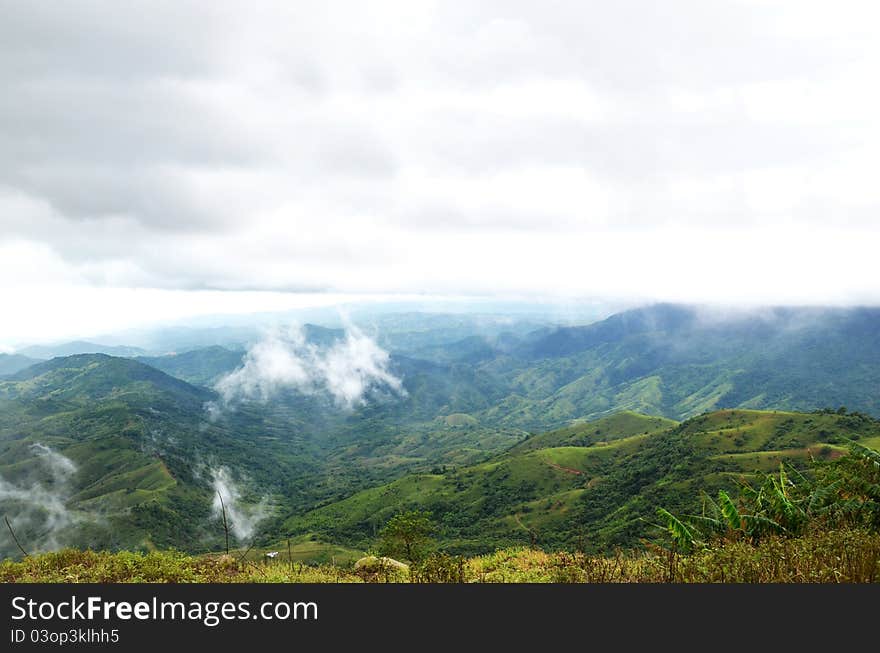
[655,507,697,552]
[655,442,880,550]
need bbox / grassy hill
[0,354,323,557]
[5,305,880,561]
[116,305,880,474]
[508,410,676,453]
[283,408,880,555]
[0,351,530,559]
[6,353,872,559]
[5,354,213,405]
[4,420,880,582]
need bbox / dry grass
[468,529,880,583]
[2,529,878,583]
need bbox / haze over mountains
[2,303,880,558]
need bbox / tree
[378,510,435,563]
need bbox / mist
[210,323,405,413]
[0,443,80,554]
[210,466,269,543]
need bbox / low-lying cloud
[210,324,405,412]
[210,466,269,542]
[0,443,79,554]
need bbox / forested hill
[3,304,880,558]
[464,304,880,428]
[283,408,880,554]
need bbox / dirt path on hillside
[546,461,582,475]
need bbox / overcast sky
[2,1,880,346]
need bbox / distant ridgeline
[1,303,880,557]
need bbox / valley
[2,304,880,560]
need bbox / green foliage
[809,441,880,531]
[410,552,467,583]
[5,303,880,559]
[656,442,880,551]
[286,408,880,555]
[378,511,436,563]
[717,490,743,532]
[509,412,676,454]
[655,508,697,551]
[0,355,319,556]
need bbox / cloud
[211,323,404,411]
[1,0,880,322]
[210,466,269,542]
[0,443,80,554]
[315,326,405,407]
[214,329,312,403]
[29,443,77,477]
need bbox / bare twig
[217,491,230,555]
[4,516,30,558]
[244,560,268,579]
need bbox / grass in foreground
[2,528,879,583]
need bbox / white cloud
[212,323,404,410]
[214,329,312,403]
[1,0,879,342]
[315,327,405,407]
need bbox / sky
[2,0,880,346]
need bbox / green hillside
[136,346,245,387]
[509,411,676,453]
[115,305,880,476]
[5,305,880,561]
[465,305,880,430]
[0,355,321,557]
[128,306,880,446]
[0,352,530,558]
[283,408,880,555]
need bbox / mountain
[104,325,261,354]
[0,350,521,557]
[300,324,346,346]
[5,304,880,559]
[283,408,880,554]
[17,341,149,359]
[136,346,246,387]
[0,353,41,377]
[462,304,880,429]
[5,354,213,404]
[0,354,322,557]
[132,327,345,387]
[118,305,880,435]
[109,304,880,483]
[372,312,548,359]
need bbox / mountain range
[2,303,880,558]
